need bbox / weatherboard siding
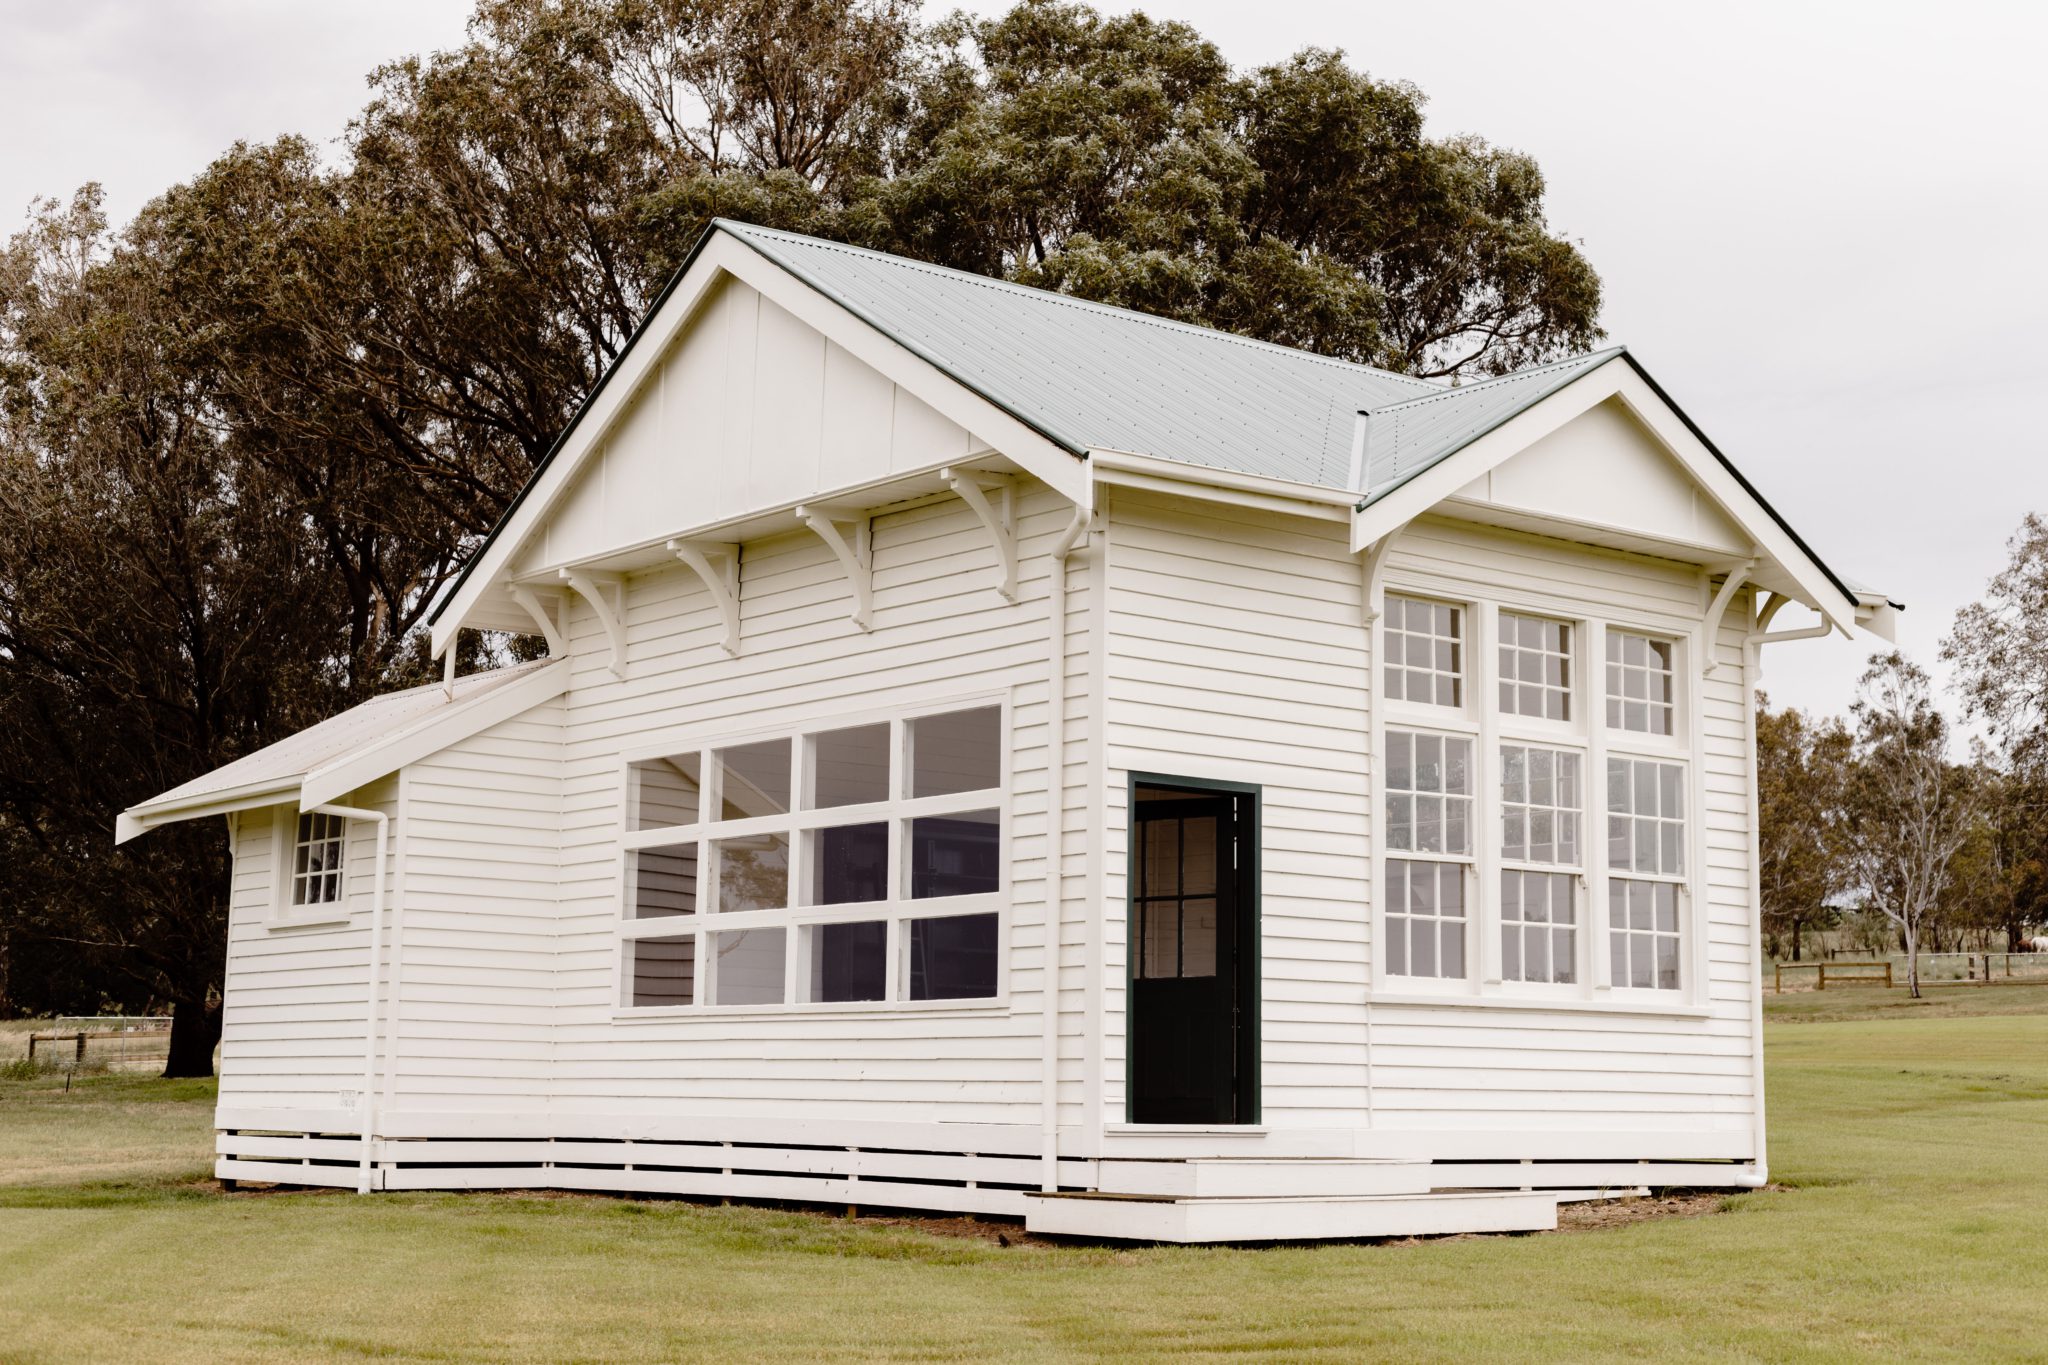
[217,778,397,1114]
[1101,492,1760,1156]
[535,484,1084,1128]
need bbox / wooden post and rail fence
[1774,953,2038,993]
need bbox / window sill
[267,913,352,932]
[1369,989,1714,1019]
[612,995,1011,1023]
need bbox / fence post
[74,1032,86,1065]
[1775,963,1782,994]
[1818,964,1827,991]
[1884,961,1893,988]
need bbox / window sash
[290,811,346,907]
[617,702,1006,1010]
[1384,594,1465,709]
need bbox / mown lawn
[3,1000,2046,1363]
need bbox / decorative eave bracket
[1701,558,1755,678]
[668,539,742,655]
[796,505,873,631]
[558,568,627,678]
[506,584,568,657]
[1358,531,1399,628]
[941,467,1018,604]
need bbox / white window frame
[1497,741,1584,992]
[613,694,1012,1016]
[1382,593,1470,714]
[268,805,353,929]
[1381,726,1476,985]
[1604,751,1690,993]
[1604,627,1682,742]
[1371,579,1707,1013]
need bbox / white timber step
[1094,1157,1436,1199]
[1022,1188,1561,1244]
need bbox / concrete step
[1094,1156,1436,1199]
[1023,1188,1561,1244]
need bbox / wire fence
[22,1016,174,1072]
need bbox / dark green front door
[1129,781,1258,1124]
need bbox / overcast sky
[6,0,2043,721]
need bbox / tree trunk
[1904,922,1921,1000]
[163,996,222,1078]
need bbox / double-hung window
[618,703,1006,1010]
[1384,730,1473,979]
[290,811,346,907]
[1607,755,1685,990]
[1378,587,1694,1003]
[1499,744,1581,984]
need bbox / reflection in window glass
[909,810,1000,899]
[629,935,695,1007]
[810,724,890,809]
[631,753,702,830]
[1499,613,1571,721]
[1501,869,1575,984]
[810,822,888,905]
[907,913,998,999]
[1384,858,1466,978]
[1384,595,1463,707]
[631,845,698,918]
[714,832,789,912]
[711,926,786,1005]
[909,707,1001,797]
[806,920,887,1002]
[1501,745,1580,865]
[293,811,346,906]
[1606,631,1675,735]
[718,739,791,819]
[1609,880,1681,989]
[1385,730,1473,855]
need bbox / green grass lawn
[4,1005,2046,1364]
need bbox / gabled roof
[425,219,1893,642]
[116,659,567,842]
[718,221,1438,487]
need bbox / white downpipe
[1040,502,1091,1192]
[313,802,389,1195]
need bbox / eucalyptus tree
[1756,695,1852,960]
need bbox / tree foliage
[1755,693,1850,961]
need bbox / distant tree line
[1759,515,2048,995]
[0,0,1603,1073]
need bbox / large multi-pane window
[1607,755,1685,990]
[1499,745,1581,984]
[1606,630,1675,736]
[1378,594,1696,1001]
[1384,596,1464,708]
[1384,730,1472,978]
[618,704,1005,1009]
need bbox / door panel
[1129,783,1257,1124]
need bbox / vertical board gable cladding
[513,277,987,578]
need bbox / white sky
[5,0,2043,722]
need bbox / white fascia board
[300,658,569,809]
[1087,448,1351,521]
[432,232,1085,656]
[116,780,300,845]
[1350,358,1861,632]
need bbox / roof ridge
[1365,346,1626,416]
[714,220,1444,393]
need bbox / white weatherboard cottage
[120,221,1899,1242]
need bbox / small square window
[1384,595,1463,707]
[1605,631,1675,735]
[1499,613,1571,721]
[291,811,346,907]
